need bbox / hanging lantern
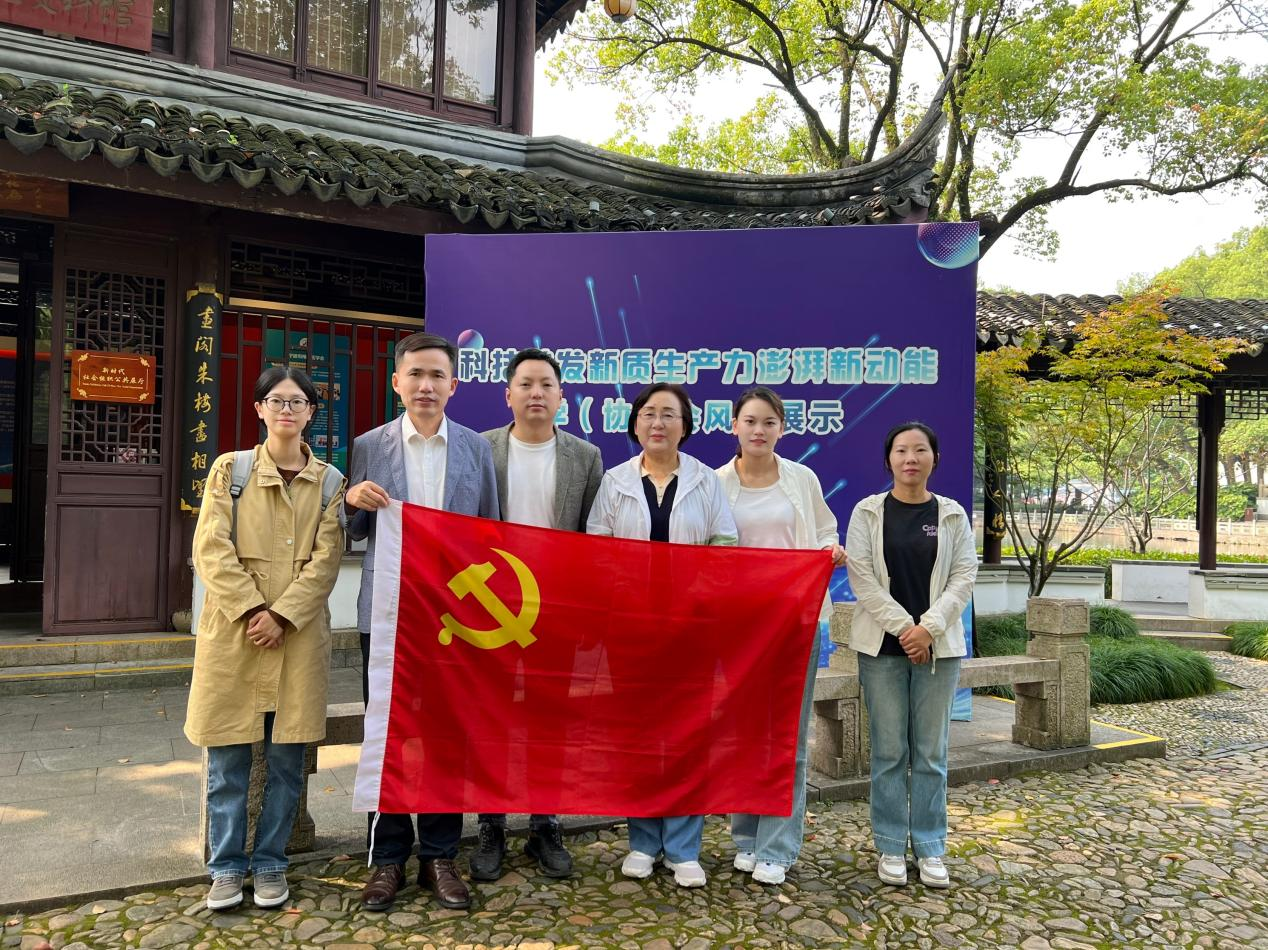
[604,0,636,23]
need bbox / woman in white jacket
[587,382,737,888]
[716,387,845,885]
[845,422,977,890]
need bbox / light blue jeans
[205,712,306,879]
[730,635,818,868]
[857,653,961,860]
[628,816,705,864]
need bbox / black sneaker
[525,824,574,878]
[469,821,506,881]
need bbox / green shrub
[993,548,1268,597]
[1089,639,1217,704]
[1000,547,1268,569]
[1158,485,1257,521]
[973,613,1217,704]
[1226,622,1268,660]
[975,612,1027,657]
[1089,605,1139,640]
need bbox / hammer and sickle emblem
[438,548,540,650]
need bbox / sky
[531,30,1265,297]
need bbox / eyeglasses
[262,396,312,412]
[637,410,682,423]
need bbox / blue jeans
[857,653,960,860]
[206,712,306,879]
[627,816,705,864]
[731,635,818,868]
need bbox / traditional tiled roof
[0,71,940,233]
[977,293,1268,346]
[537,0,590,47]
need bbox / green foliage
[598,94,816,175]
[975,612,1028,656]
[551,0,1268,258]
[1156,484,1257,521]
[1089,605,1138,640]
[975,614,1217,704]
[978,291,1243,594]
[1126,224,1268,299]
[1089,639,1218,705]
[1225,622,1268,661]
[1019,547,1268,568]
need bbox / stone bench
[812,597,1091,779]
[198,703,366,861]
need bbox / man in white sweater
[473,347,604,881]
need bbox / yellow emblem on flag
[439,548,540,649]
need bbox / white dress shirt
[401,413,448,509]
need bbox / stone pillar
[810,603,869,778]
[199,742,319,862]
[1012,598,1091,750]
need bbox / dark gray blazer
[346,415,500,634]
[481,424,604,532]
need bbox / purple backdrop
[425,223,978,693]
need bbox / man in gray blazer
[469,347,603,883]
[344,332,499,913]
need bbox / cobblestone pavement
[6,657,1267,949]
[1205,652,1268,690]
[4,744,1267,950]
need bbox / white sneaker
[664,858,707,887]
[733,851,757,873]
[918,856,951,888]
[621,850,657,879]
[752,861,786,885]
[878,853,908,885]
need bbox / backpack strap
[319,463,344,511]
[228,449,254,547]
[228,452,342,548]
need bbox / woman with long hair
[717,386,845,885]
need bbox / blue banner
[426,224,978,711]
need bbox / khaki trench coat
[185,444,345,747]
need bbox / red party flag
[354,501,831,817]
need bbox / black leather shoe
[525,823,574,878]
[468,821,506,881]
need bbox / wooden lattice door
[42,228,177,634]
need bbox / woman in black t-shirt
[844,422,978,890]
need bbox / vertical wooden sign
[180,286,221,511]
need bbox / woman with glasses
[587,382,738,888]
[716,386,845,886]
[186,366,345,911]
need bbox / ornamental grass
[1225,622,1268,660]
[973,610,1216,705]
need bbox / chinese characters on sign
[0,0,155,53]
[456,344,940,435]
[70,351,155,404]
[180,289,221,511]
